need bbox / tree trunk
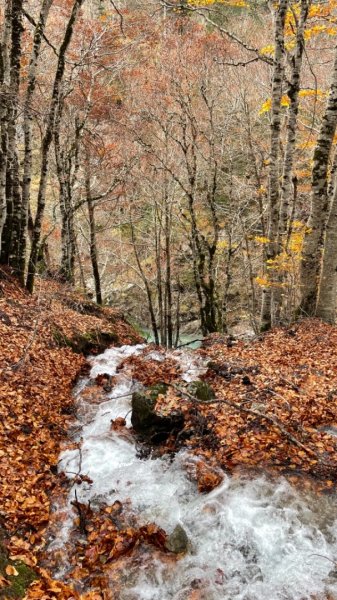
[279,0,309,241]
[18,0,53,284]
[85,167,102,305]
[26,0,84,293]
[0,0,24,266]
[299,44,337,316]
[316,181,337,322]
[0,0,12,248]
[260,0,288,330]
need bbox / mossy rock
[131,384,168,432]
[165,524,189,554]
[52,327,118,355]
[131,384,184,442]
[0,542,37,599]
[187,380,215,402]
[62,297,103,317]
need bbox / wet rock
[165,524,189,554]
[329,568,337,580]
[0,309,11,326]
[187,380,215,402]
[131,384,167,432]
[185,458,224,492]
[131,384,184,442]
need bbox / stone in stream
[187,380,215,402]
[131,383,184,443]
[165,524,189,554]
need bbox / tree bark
[260,0,288,330]
[316,180,337,323]
[299,44,337,316]
[85,167,102,305]
[0,1,12,247]
[0,0,24,266]
[279,0,309,240]
[26,0,84,293]
[18,0,53,284]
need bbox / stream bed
[52,344,337,599]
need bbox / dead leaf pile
[155,321,337,481]
[120,347,181,385]
[0,269,142,598]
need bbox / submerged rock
[187,380,215,402]
[131,384,184,442]
[165,524,189,554]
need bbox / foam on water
[54,345,337,599]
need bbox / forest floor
[0,269,142,599]
[2,269,337,599]
[133,322,337,486]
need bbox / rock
[185,458,224,492]
[131,384,184,442]
[165,524,189,554]
[187,380,215,402]
[329,568,337,580]
[131,390,157,432]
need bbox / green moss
[52,327,119,355]
[187,380,215,402]
[148,383,168,401]
[0,543,37,599]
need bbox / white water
[54,345,337,600]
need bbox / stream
[52,344,337,599]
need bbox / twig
[176,339,204,349]
[71,489,89,536]
[22,9,58,55]
[308,554,336,565]
[173,385,334,466]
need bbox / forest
[3,0,337,340]
[3,0,337,599]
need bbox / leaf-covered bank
[0,269,142,598]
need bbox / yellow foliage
[285,40,296,52]
[288,231,304,254]
[259,95,289,115]
[298,89,326,98]
[304,25,337,39]
[187,0,247,5]
[291,220,305,229]
[217,239,229,250]
[281,95,290,107]
[260,45,275,56]
[254,236,270,244]
[297,140,316,149]
[259,98,272,115]
[309,4,331,18]
[255,276,270,287]
[294,169,311,178]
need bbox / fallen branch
[176,339,204,349]
[71,489,90,536]
[173,384,334,466]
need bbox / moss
[52,327,119,355]
[148,383,169,401]
[62,297,104,317]
[187,380,215,402]
[0,543,37,599]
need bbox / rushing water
[54,345,337,600]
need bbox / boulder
[187,380,215,402]
[165,524,189,554]
[131,384,184,443]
